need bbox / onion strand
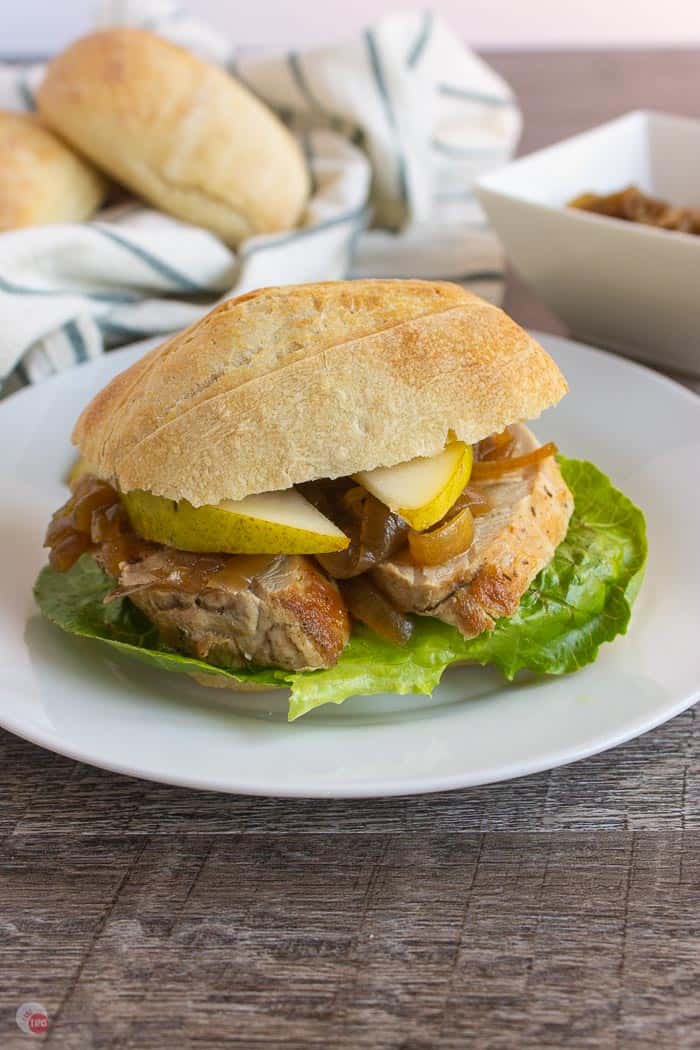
[408,507,475,567]
[470,442,557,480]
[341,576,413,645]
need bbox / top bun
[37,28,309,245]
[73,280,568,506]
[0,109,107,230]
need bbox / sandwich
[36,28,309,245]
[0,109,108,231]
[34,280,647,720]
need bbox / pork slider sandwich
[35,281,647,720]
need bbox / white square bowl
[475,110,700,376]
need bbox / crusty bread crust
[73,279,568,505]
[0,110,107,230]
[37,28,309,244]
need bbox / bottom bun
[189,672,286,693]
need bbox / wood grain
[2,834,700,1048]
[1,48,699,1048]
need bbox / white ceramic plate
[1,333,698,797]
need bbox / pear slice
[66,456,99,488]
[355,442,473,532]
[121,487,350,555]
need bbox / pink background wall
[5,0,700,55]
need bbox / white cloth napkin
[0,4,520,391]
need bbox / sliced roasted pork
[44,475,350,673]
[372,425,574,638]
[123,552,350,672]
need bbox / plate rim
[0,683,697,798]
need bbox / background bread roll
[37,28,310,245]
[74,280,568,507]
[0,110,107,231]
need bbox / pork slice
[121,553,350,672]
[372,425,574,638]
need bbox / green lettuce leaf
[33,457,647,720]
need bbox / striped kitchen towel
[0,3,520,393]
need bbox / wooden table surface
[2,50,700,1048]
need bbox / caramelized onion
[314,537,369,579]
[476,428,516,461]
[408,507,475,567]
[90,502,129,543]
[44,474,163,580]
[99,534,157,581]
[106,548,229,598]
[45,475,125,570]
[48,531,92,572]
[341,485,368,513]
[71,482,116,532]
[470,442,557,480]
[341,576,413,645]
[310,484,409,579]
[450,485,492,518]
[361,494,408,560]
